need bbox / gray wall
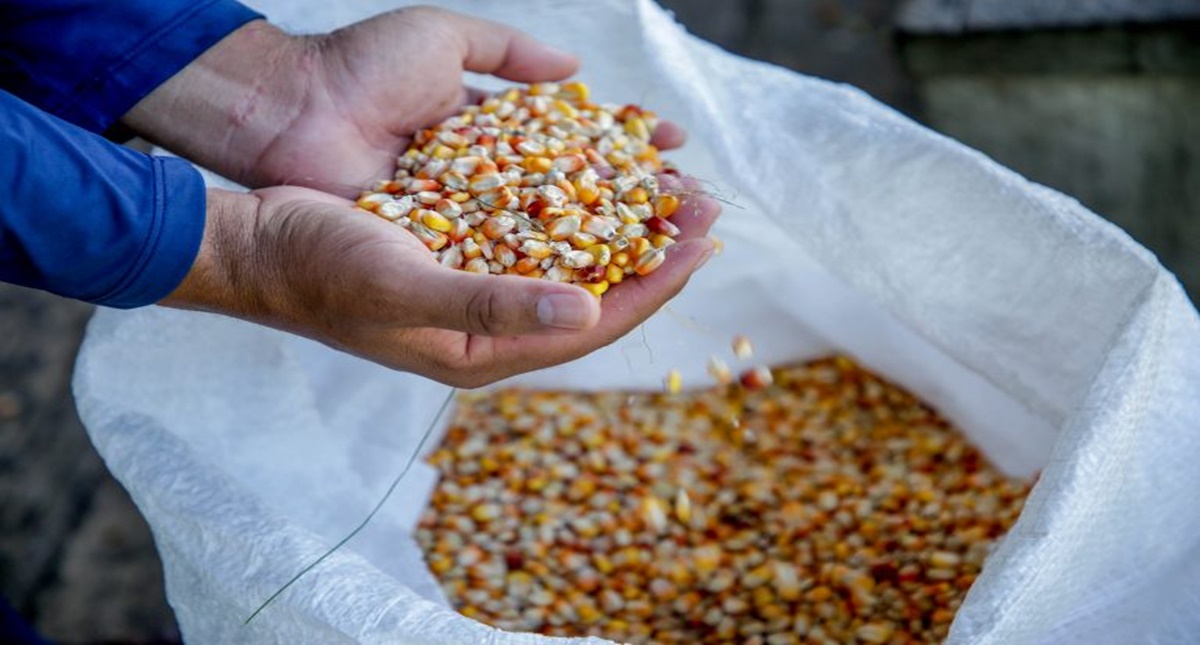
[663,1,1200,301]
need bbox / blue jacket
[0,0,262,307]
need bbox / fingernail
[537,292,593,329]
[694,246,715,270]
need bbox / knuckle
[464,288,506,336]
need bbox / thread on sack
[244,387,458,625]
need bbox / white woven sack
[74,0,1200,643]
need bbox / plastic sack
[73,0,1200,642]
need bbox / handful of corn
[356,82,682,298]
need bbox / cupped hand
[125,6,687,194]
[164,182,719,387]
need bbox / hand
[165,183,719,387]
[123,6,686,194]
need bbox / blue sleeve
[0,0,263,133]
[0,91,206,308]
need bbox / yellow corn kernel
[630,237,653,258]
[650,233,676,249]
[576,181,600,206]
[624,186,649,205]
[624,117,650,140]
[569,232,600,249]
[560,81,589,102]
[654,194,680,218]
[515,256,541,274]
[556,178,578,202]
[412,226,448,251]
[551,99,579,119]
[592,553,614,575]
[605,264,625,284]
[587,244,612,267]
[419,209,453,233]
[663,369,682,395]
[523,156,553,174]
[428,557,452,575]
[581,281,609,298]
[611,251,631,268]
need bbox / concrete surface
[900,20,1200,303]
[899,0,1200,33]
[0,285,178,643]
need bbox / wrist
[161,188,267,316]
[121,20,312,187]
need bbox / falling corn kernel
[740,365,774,390]
[649,366,677,394]
[732,335,754,359]
[707,357,733,385]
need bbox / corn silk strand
[244,387,458,624]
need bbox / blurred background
[2,0,1197,641]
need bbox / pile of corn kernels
[417,357,1030,644]
[355,82,682,297]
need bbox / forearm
[120,20,312,188]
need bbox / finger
[254,185,355,208]
[401,266,602,336]
[670,195,722,241]
[449,13,579,82]
[651,120,687,150]
[657,175,722,241]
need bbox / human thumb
[411,267,601,336]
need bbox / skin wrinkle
[245,38,325,189]
[316,47,398,190]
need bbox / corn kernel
[732,334,754,359]
[664,369,682,394]
[605,264,625,284]
[417,356,1029,644]
[580,281,609,297]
